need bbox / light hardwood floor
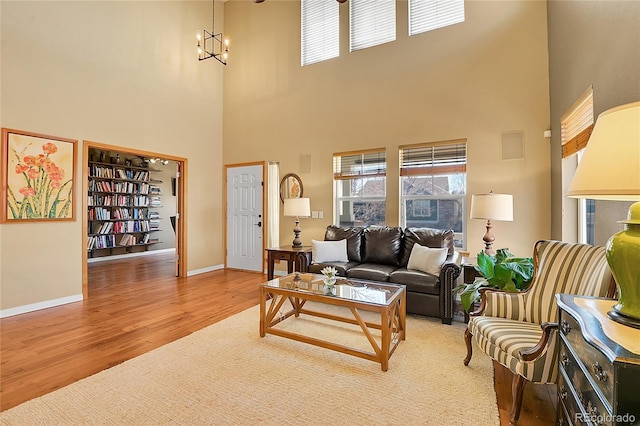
[0,252,555,424]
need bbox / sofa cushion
[347,263,397,282]
[362,226,403,266]
[401,228,455,267]
[308,261,358,277]
[407,244,448,275]
[389,268,440,295]
[311,239,348,263]
[325,226,364,263]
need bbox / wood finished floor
[0,253,555,424]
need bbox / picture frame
[1,128,77,222]
[279,173,303,203]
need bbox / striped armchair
[463,240,615,425]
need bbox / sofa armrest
[439,261,461,324]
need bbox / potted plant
[453,248,534,312]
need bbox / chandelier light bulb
[196,32,201,41]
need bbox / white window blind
[349,0,396,52]
[301,0,339,66]
[334,149,387,179]
[561,88,594,158]
[400,142,467,176]
[409,0,464,36]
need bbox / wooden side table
[265,246,312,280]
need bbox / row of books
[89,180,150,195]
[88,194,149,207]
[87,234,158,250]
[87,234,116,250]
[91,220,151,235]
[88,207,147,221]
[90,165,150,181]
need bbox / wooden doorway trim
[82,141,188,298]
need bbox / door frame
[224,161,266,272]
[82,140,188,298]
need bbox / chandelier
[197,0,229,65]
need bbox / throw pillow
[407,244,448,275]
[312,239,349,263]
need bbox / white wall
[1,1,225,311]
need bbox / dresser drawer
[560,313,614,407]
[559,338,613,426]
[558,369,585,426]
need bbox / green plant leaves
[453,248,534,312]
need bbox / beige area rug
[1,303,498,425]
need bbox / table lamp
[283,197,311,248]
[470,192,514,256]
[567,101,640,328]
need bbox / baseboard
[187,264,225,276]
[0,294,83,318]
[88,248,176,263]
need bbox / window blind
[561,89,594,158]
[349,0,396,52]
[409,0,465,36]
[333,149,387,180]
[301,0,339,66]
[400,141,466,176]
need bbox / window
[301,0,340,66]
[333,149,386,227]
[400,140,466,247]
[350,0,396,52]
[561,88,594,244]
[409,0,464,36]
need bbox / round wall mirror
[280,173,303,203]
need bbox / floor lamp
[567,101,640,328]
[283,197,311,248]
[470,192,514,256]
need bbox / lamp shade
[470,193,513,221]
[283,197,311,217]
[567,101,640,201]
[566,101,640,328]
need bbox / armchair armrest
[439,261,461,324]
[520,322,559,361]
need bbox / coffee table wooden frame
[259,276,406,371]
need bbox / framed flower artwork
[1,128,77,222]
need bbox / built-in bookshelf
[87,157,162,258]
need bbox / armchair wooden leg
[509,374,527,425]
[463,327,473,366]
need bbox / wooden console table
[265,246,312,280]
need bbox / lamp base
[291,219,303,248]
[605,201,640,329]
[607,309,640,329]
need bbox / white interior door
[226,164,263,271]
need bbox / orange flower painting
[2,129,77,222]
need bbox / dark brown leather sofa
[308,225,461,324]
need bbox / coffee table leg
[381,307,390,371]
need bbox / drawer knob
[560,352,571,367]
[559,384,568,401]
[561,320,572,334]
[588,403,602,425]
[592,362,608,382]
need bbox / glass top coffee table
[259,273,406,371]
